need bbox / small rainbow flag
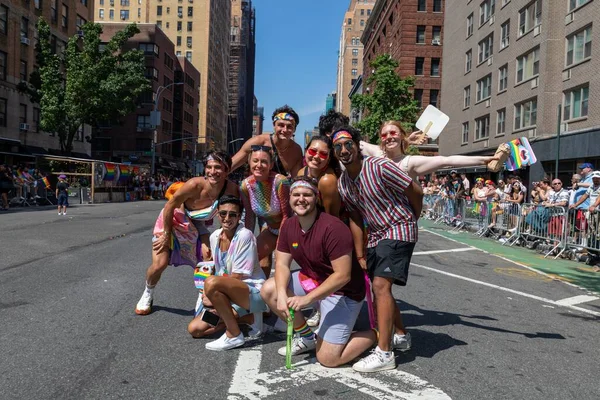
[118,165,130,182]
[42,177,51,189]
[505,137,537,171]
[104,163,116,181]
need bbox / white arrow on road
[228,346,451,400]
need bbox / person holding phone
[188,195,267,351]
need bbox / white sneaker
[352,347,396,373]
[135,288,154,315]
[277,335,316,356]
[205,332,245,351]
[306,309,320,327]
[58,212,62,215]
[393,331,412,352]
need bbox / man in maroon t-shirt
[260,176,377,368]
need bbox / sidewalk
[419,219,600,295]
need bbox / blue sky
[252,0,349,148]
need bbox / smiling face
[204,160,226,185]
[305,140,330,170]
[217,203,241,232]
[290,186,317,217]
[273,119,296,140]
[380,124,404,153]
[333,138,358,166]
[249,150,273,181]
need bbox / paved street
[1,202,599,399]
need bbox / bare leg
[315,332,377,368]
[257,229,278,279]
[204,275,251,337]
[372,276,395,352]
[145,247,171,286]
[260,277,307,329]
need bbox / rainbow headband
[290,180,319,195]
[273,113,296,126]
[332,130,353,143]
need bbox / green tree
[350,54,420,144]
[19,19,149,154]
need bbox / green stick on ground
[285,308,295,369]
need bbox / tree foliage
[350,54,420,144]
[19,19,150,154]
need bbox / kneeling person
[188,195,267,351]
[261,177,376,368]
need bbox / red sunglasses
[380,130,401,140]
[307,147,329,160]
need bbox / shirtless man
[231,105,304,178]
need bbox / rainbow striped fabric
[42,177,51,189]
[505,137,537,171]
[104,163,116,181]
[118,165,130,182]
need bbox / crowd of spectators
[0,164,52,210]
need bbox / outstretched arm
[230,135,262,173]
[406,155,499,177]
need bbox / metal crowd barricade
[483,201,522,245]
[564,208,600,260]
[516,204,568,258]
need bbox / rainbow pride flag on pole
[505,137,537,171]
[42,177,51,189]
[104,163,116,181]
[118,164,130,182]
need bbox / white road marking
[554,295,599,306]
[229,346,451,400]
[411,262,600,317]
[413,248,476,256]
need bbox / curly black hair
[318,109,349,136]
[271,105,300,127]
[331,125,362,145]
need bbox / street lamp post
[151,82,184,175]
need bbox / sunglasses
[218,211,239,219]
[333,141,355,154]
[250,145,272,152]
[306,147,329,160]
[552,182,562,186]
[380,130,401,140]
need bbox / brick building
[94,23,200,174]
[0,0,94,165]
[336,0,376,117]
[361,0,444,155]
[441,0,600,182]
[252,96,263,137]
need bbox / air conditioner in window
[530,77,539,89]
[485,99,491,108]
[487,56,493,66]
[431,39,441,46]
[178,12,183,17]
[562,69,572,81]
[560,123,569,133]
[19,123,30,131]
[565,13,574,25]
[187,43,192,48]
[533,25,541,36]
[528,128,537,138]
[483,140,489,148]
[489,16,495,25]
[20,36,30,45]
[121,16,126,20]
[501,38,508,48]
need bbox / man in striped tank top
[332,126,423,373]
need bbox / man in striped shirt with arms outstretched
[332,126,423,373]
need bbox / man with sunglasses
[332,126,423,373]
[231,105,303,177]
[188,195,267,350]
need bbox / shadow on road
[151,305,194,316]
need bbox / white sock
[145,282,156,292]
[376,346,393,357]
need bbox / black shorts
[367,240,416,286]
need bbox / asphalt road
[1,202,599,399]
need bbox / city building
[440,0,600,182]
[94,0,231,151]
[336,0,376,117]
[348,76,363,124]
[228,0,256,154]
[94,23,200,174]
[0,0,94,165]
[252,97,264,137]
[361,0,444,155]
[325,92,337,113]
[304,127,319,146]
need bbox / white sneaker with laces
[205,332,245,351]
[393,331,412,352]
[277,335,316,356]
[135,288,154,315]
[58,212,62,215]
[306,309,320,327]
[352,347,396,373]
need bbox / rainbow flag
[42,177,51,189]
[104,163,116,181]
[118,165,130,182]
[505,137,537,171]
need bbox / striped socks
[294,322,315,340]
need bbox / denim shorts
[57,193,69,206]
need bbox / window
[430,89,439,108]
[352,49,358,56]
[415,57,424,75]
[120,10,129,20]
[360,20,365,27]
[109,9,114,19]
[518,0,542,37]
[500,20,510,49]
[476,74,492,102]
[186,51,192,62]
[563,86,589,121]
[570,0,591,11]
[418,0,426,11]
[164,55,173,70]
[462,122,469,144]
[478,34,494,64]
[498,64,508,91]
[475,115,490,140]
[177,6,183,15]
[19,104,27,124]
[514,98,537,130]
[464,86,471,108]
[431,58,440,76]
[360,9,364,16]
[138,8,141,17]
[0,5,7,34]
[177,36,181,46]
[139,43,159,56]
[21,17,29,38]
[352,58,358,65]
[467,13,474,37]
[416,26,426,44]
[566,26,592,66]
[33,108,40,132]
[465,50,472,73]
[414,89,423,108]
[433,26,442,42]
[187,21,192,31]
[177,21,182,31]
[76,15,86,28]
[145,67,159,80]
[62,4,69,28]
[156,20,161,28]
[120,0,129,5]
[99,0,104,4]
[186,36,192,47]
[188,6,193,16]
[176,51,181,56]
[433,0,442,12]
[35,0,42,10]
[51,0,58,23]
[0,98,6,127]
[367,9,371,15]
[351,69,358,76]
[0,51,6,80]
[516,47,539,83]
[163,98,172,113]
[496,108,506,135]
[348,18,352,25]
[157,5,162,15]
[480,0,495,26]
[20,61,28,82]
[99,9,104,18]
